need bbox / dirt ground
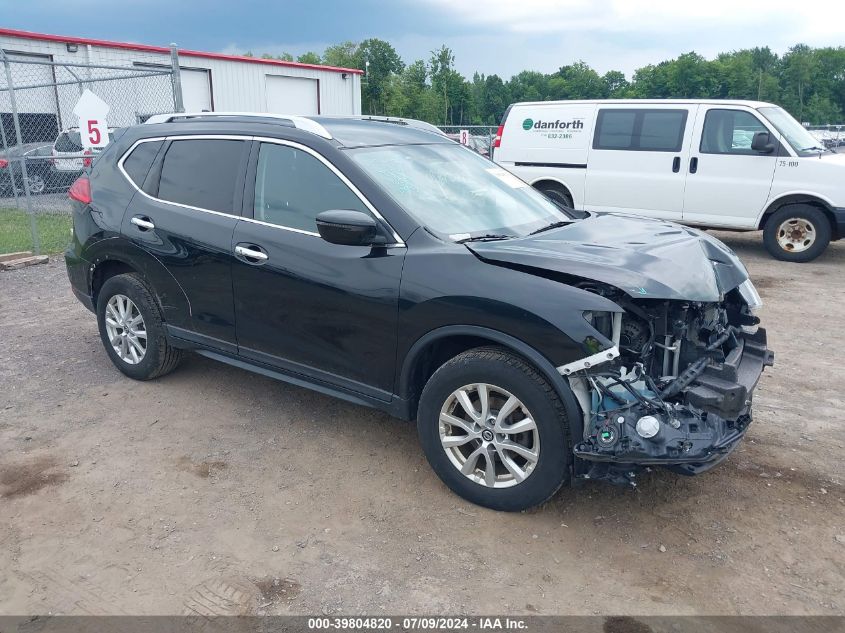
[0,231,843,617]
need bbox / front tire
[96,273,182,380]
[536,183,573,209]
[763,205,831,262]
[417,347,570,511]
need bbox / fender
[756,191,837,228]
[84,237,192,330]
[398,324,585,449]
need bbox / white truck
[493,99,845,262]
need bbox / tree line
[245,40,845,126]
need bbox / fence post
[0,100,22,210]
[169,44,184,113]
[0,50,40,254]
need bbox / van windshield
[758,106,827,156]
[348,143,572,241]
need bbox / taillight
[0,158,7,169]
[493,124,504,149]
[82,149,93,168]
[68,176,91,204]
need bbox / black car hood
[467,213,749,302]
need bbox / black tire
[417,347,570,512]
[763,205,831,263]
[96,273,182,380]
[537,184,573,209]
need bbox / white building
[0,27,362,137]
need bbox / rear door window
[157,139,247,214]
[594,109,688,152]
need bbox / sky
[2,0,844,79]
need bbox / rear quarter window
[121,140,163,188]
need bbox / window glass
[253,142,369,233]
[639,111,687,150]
[594,111,635,149]
[158,139,245,213]
[701,110,769,154]
[594,109,687,151]
[122,140,163,187]
[349,143,570,239]
[54,132,83,153]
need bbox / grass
[0,207,72,255]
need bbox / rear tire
[96,273,182,380]
[536,183,573,209]
[417,347,570,511]
[763,205,831,262]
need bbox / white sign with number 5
[72,89,111,149]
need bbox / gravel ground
[0,231,843,616]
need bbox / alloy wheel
[27,175,46,194]
[104,294,147,364]
[776,217,816,253]
[439,383,540,488]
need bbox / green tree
[429,45,456,124]
[359,38,404,115]
[323,41,362,70]
[296,52,322,65]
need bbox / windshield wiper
[454,234,512,244]
[529,220,571,236]
[799,145,827,152]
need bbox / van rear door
[583,104,696,220]
[681,106,778,228]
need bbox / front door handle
[689,157,699,174]
[672,156,681,173]
[130,215,155,231]
[234,244,269,263]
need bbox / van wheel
[763,205,831,262]
[417,347,570,512]
[537,184,573,209]
[96,273,183,380]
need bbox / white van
[493,100,845,262]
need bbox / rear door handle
[234,244,269,263]
[672,156,681,173]
[689,157,698,174]
[130,215,155,231]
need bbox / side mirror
[751,131,775,154]
[316,210,385,246]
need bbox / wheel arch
[530,177,573,198]
[397,325,583,445]
[758,193,838,237]
[86,241,192,329]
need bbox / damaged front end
[562,279,775,487]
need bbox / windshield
[348,143,571,240]
[758,106,826,156]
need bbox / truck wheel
[763,205,831,262]
[537,184,573,209]
[96,273,183,380]
[417,347,570,512]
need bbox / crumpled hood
[467,213,749,302]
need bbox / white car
[493,99,845,262]
[51,128,118,186]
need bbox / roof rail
[325,115,446,136]
[144,112,332,139]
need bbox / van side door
[583,105,696,220]
[682,106,778,228]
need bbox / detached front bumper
[573,328,774,478]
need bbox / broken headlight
[738,279,763,314]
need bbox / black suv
[65,113,774,511]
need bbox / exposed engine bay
[565,280,775,487]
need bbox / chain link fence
[0,49,181,255]
[437,125,498,160]
[806,124,845,151]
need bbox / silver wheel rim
[776,217,816,253]
[27,175,45,194]
[105,294,147,365]
[439,383,540,488]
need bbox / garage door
[181,68,212,112]
[265,75,319,115]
